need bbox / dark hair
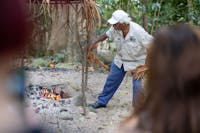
[132,24,200,133]
[0,0,30,56]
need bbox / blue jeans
[96,62,142,106]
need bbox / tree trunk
[47,4,83,62]
[187,0,193,24]
[141,0,148,31]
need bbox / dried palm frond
[80,0,101,31]
[87,51,109,72]
[130,65,148,80]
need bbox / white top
[106,22,153,71]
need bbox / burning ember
[41,87,68,100]
[26,84,71,101]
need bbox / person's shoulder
[130,22,149,36]
[130,21,144,29]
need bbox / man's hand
[131,65,148,80]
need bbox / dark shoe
[88,102,106,109]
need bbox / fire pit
[24,83,83,132]
[26,84,71,101]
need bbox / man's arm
[88,33,108,51]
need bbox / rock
[35,107,40,113]
[59,111,73,121]
[86,112,97,119]
[60,108,68,113]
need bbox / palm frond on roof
[28,0,81,4]
[28,0,101,28]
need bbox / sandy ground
[25,67,134,133]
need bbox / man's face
[113,22,121,30]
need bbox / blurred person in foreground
[87,9,152,109]
[119,23,200,133]
[0,1,43,133]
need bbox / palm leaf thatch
[81,0,101,30]
[28,0,101,32]
[28,0,101,55]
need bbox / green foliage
[96,0,145,34]
[193,0,200,25]
[47,52,68,64]
[32,58,49,67]
[96,0,200,35]
[31,52,68,68]
[52,53,66,63]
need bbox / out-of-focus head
[120,24,200,133]
[108,9,131,25]
[148,23,200,101]
[0,0,30,57]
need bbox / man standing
[88,10,152,109]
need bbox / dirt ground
[25,66,134,133]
